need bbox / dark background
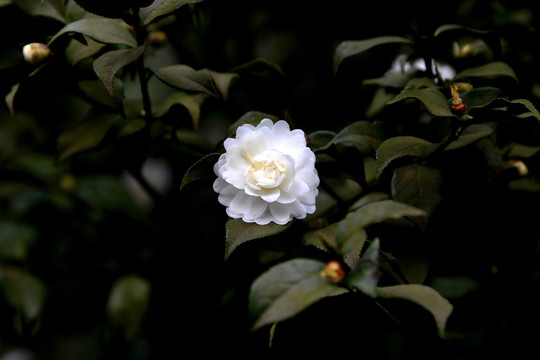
[1,0,540,358]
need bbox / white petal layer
[213,118,319,225]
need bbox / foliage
[1,0,540,358]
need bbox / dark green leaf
[141,0,203,25]
[469,97,540,121]
[346,238,380,298]
[505,143,540,158]
[377,284,453,336]
[446,124,494,150]
[180,153,221,191]
[57,111,120,161]
[317,121,382,154]
[65,36,106,66]
[302,222,340,252]
[14,0,66,23]
[334,36,413,73]
[0,221,36,261]
[0,266,46,321]
[307,130,337,152]
[5,83,20,117]
[431,276,478,299]
[93,46,146,97]
[433,24,501,58]
[154,91,206,129]
[75,175,137,211]
[206,69,238,100]
[459,87,504,109]
[77,79,124,111]
[74,0,131,18]
[225,219,291,259]
[391,164,442,214]
[48,18,137,48]
[376,136,439,174]
[230,58,286,78]
[387,87,454,117]
[336,200,426,255]
[106,275,151,340]
[152,65,219,97]
[453,62,518,82]
[249,259,348,330]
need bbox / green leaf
[391,164,442,214]
[377,284,453,336]
[14,0,66,23]
[0,221,36,261]
[93,46,146,97]
[154,91,206,129]
[376,136,439,174]
[453,62,518,82]
[75,175,137,212]
[433,24,501,58]
[316,121,382,154]
[77,79,124,111]
[152,65,219,97]
[74,0,131,18]
[249,259,348,330]
[65,36,106,66]
[106,275,151,340]
[180,153,221,190]
[230,58,286,78]
[505,143,540,158]
[5,83,20,117]
[469,97,540,121]
[141,0,204,25]
[57,111,120,162]
[0,266,46,322]
[431,276,478,299]
[446,124,494,150]
[302,222,340,252]
[334,36,413,73]
[346,238,380,298]
[336,200,427,255]
[48,18,137,48]
[387,87,454,117]
[206,69,238,100]
[225,219,291,259]
[459,87,504,109]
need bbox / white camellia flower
[213,118,319,225]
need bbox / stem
[133,8,152,124]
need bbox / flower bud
[320,260,345,284]
[146,30,167,45]
[453,42,476,58]
[509,159,528,176]
[22,43,51,65]
[450,84,467,114]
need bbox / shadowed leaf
[378,284,453,336]
[180,153,221,190]
[249,259,348,330]
[93,46,145,97]
[334,36,412,73]
[225,219,291,259]
[141,0,203,25]
[49,18,137,47]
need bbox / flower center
[246,150,291,190]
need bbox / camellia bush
[1,0,540,358]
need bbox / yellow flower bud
[146,30,167,45]
[22,43,51,65]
